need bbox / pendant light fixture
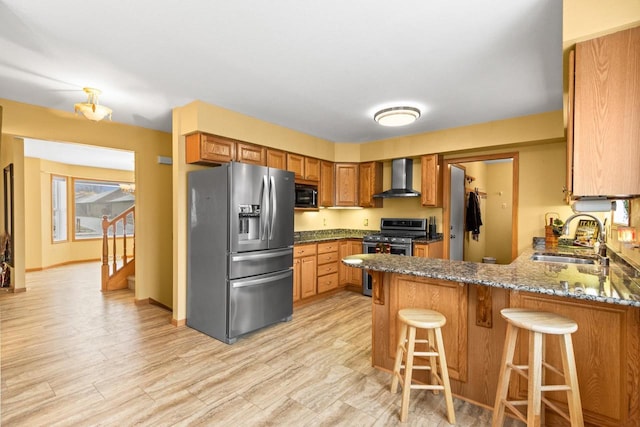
[374,106,420,127]
[74,87,112,121]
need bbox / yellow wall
[25,157,135,270]
[0,98,173,306]
[1,134,25,290]
[352,111,564,161]
[485,162,513,264]
[564,0,640,45]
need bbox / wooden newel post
[101,215,109,292]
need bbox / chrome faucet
[562,213,609,265]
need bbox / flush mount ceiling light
[373,106,420,127]
[74,87,112,121]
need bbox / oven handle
[362,241,412,255]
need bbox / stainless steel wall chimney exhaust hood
[373,158,421,198]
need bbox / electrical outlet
[323,218,327,227]
[363,218,369,226]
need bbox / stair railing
[101,205,135,291]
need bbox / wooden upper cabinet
[236,142,266,166]
[334,163,359,207]
[185,133,236,165]
[421,154,443,207]
[319,161,334,207]
[359,162,382,208]
[287,153,320,181]
[304,157,320,181]
[286,153,305,179]
[570,25,640,197]
[266,149,287,170]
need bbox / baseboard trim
[149,298,171,312]
[172,318,186,327]
[26,258,101,272]
[1,286,27,293]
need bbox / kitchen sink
[530,253,597,265]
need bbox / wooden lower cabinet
[317,241,339,293]
[382,274,468,381]
[413,240,443,259]
[510,291,640,427]
[339,239,363,287]
[293,243,317,301]
[348,240,363,286]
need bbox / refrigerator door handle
[230,247,292,262]
[231,270,292,288]
[260,175,269,240]
[269,175,277,240]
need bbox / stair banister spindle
[101,206,136,292]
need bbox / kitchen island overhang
[342,249,640,426]
[342,247,640,307]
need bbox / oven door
[361,241,412,296]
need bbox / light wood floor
[1,262,523,426]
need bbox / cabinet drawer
[317,261,338,276]
[317,251,338,264]
[294,244,316,258]
[317,272,339,293]
[317,241,339,254]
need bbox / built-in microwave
[294,183,318,208]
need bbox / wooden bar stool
[492,308,584,427]
[390,308,455,424]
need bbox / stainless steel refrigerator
[187,162,294,344]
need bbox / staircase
[101,206,135,291]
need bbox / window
[74,179,135,240]
[52,176,67,242]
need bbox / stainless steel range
[362,218,428,296]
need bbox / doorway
[443,153,519,263]
[23,139,135,276]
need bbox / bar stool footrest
[542,397,573,423]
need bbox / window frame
[72,177,135,241]
[51,175,69,243]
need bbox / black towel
[465,192,482,241]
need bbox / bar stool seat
[390,308,455,424]
[492,308,584,427]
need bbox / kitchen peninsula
[344,248,640,426]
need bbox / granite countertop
[294,229,444,245]
[294,229,371,244]
[342,245,640,307]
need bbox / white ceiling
[0,1,562,143]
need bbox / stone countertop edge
[341,246,640,308]
[293,229,444,244]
